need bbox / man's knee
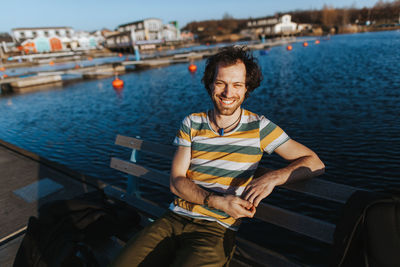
[111,213,177,266]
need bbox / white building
[163,23,180,41]
[242,14,298,38]
[106,18,181,51]
[117,18,163,42]
[12,27,74,43]
[12,27,103,52]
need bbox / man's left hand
[241,171,281,207]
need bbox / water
[2,41,253,78]
[1,31,399,265]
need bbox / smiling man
[112,46,325,267]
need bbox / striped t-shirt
[170,109,290,230]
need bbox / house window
[20,31,25,38]
[44,31,49,37]
[55,30,60,36]
[32,31,37,37]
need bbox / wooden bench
[104,135,361,266]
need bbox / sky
[0,0,381,33]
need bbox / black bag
[13,190,140,267]
[331,190,400,267]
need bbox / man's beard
[212,95,244,116]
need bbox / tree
[222,12,234,20]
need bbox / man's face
[211,61,247,116]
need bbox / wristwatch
[203,192,214,207]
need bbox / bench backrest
[109,135,361,245]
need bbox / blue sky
[0,0,380,33]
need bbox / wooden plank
[110,159,335,244]
[110,157,169,188]
[115,136,357,204]
[255,166,358,204]
[104,186,165,218]
[255,203,335,244]
[281,179,358,204]
[0,149,95,241]
[0,139,106,190]
[115,135,176,158]
[0,234,24,267]
[0,226,26,245]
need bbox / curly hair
[201,46,263,99]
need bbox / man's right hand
[209,194,256,219]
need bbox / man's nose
[222,84,234,98]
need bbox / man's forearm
[170,175,256,219]
[170,175,209,205]
[268,155,325,186]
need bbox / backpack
[13,190,140,267]
[331,190,400,267]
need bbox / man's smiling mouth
[220,98,235,105]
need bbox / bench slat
[111,157,170,188]
[115,135,175,158]
[115,136,356,204]
[104,185,165,218]
[256,203,335,244]
[281,179,357,204]
[111,158,334,244]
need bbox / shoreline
[0,37,305,95]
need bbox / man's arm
[242,139,325,207]
[170,146,256,219]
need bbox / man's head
[202,46,263,100]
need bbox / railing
[105,134,360,266]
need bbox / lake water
[1,30,399,265]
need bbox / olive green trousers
[111,211,236,267]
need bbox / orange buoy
[118,53,123,58]
[0,67,5,71]
[188,64,197,73]
[315,40,320,44]
[3,74,8,78]
[74,64,80,69]
[303,42,308,47]
[112,77,124,89]
[287,45,293,51]
[88,57,93,61]
[49,61,55,66]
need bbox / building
[12,27,74,43]
[106,18,182,52]
[11,27,103,52]
[12,27,73,52]
[242,14,298,39]
[117,18,163,42]
[104,31,134,52]
[0,32,14,55]
[72,31,102,50]
[163,22,181,42]
[180,30,195,42]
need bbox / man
[112,46,325,266]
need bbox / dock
[0,139,105,266]
[0,37,313,95]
